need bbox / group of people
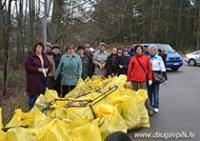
[25,42,167,115]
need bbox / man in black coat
[106,48,120,77]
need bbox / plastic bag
[6,127,36,141]
[6,109,23,128]
[118,89,150,129]
[69,119,102,141]
[136,89,150,128]
[36,119,71,141]
[0,130,6,141]
[95,104,127,140]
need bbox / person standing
[56,45,82,97]
[46,43,56,89]
[24,42,51,109]
[118,48,131,75]
[93,42,109,76]
[84,43,95,77]
[148,44,167,113]
[159,48,167,67]
[52,44,62,95]
[127,44,153,91]
[117,47,123,57]
[77,46,89,80]
[106,48,120,77]
[127,44,153,115]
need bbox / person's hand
[44,68,48,73]
[38,68,43,72]
[101,63,106,69]
[148,80,153,86]
[119,65,123,69]
[126,82,132,89]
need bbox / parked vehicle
[185,50,200,66]
[131,43,183,71]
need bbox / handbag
[136,57,149,85]
[153,71,166,83]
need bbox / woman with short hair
[24,42,51,109]
[56,45,82,97]
[148,44,167,113]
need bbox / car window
[157,44,175,53]
[191,50,200,55]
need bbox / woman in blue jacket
[56,45,82,97]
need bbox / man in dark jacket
[84,43,94,77]
[106,48,120,77]
[77,46,90,80]
[52,44,62,96]
[118,48,131,75]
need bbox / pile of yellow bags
[0,75,150,141]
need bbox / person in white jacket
[148,44,167,113]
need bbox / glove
[148,80,153,86]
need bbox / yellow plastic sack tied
[6,108,47,129]
[0,130,7,141]
[6,127,36,141]
[118,89,150,129]
[69,119,102,141]
[95,104,127,140]
[137,89,150,128]
[36,119,71,141]
[6,109,23,128]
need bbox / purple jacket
[24,53,51,96]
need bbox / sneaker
[153,108,159,113]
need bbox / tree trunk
[2,0,12,96]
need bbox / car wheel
[188,59,196,66]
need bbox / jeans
[148,82,160,108]
[28,95,38,109]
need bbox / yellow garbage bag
[44,89,59,103]
[119,89,142,129]
[65,106,94,121]
[6,109,23,128]
[0,130,6,141]
[0,108,3,129]
[6,127,36,141]
[70,119,102,141]
[37,119,71,141]
[137,89,150,128]
[95,104,127,140]
[119,89,150,129]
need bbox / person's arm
[127,58,133,82]
[147,58,153,81]
[93,52,101,66]
[160,58,167,80]
[45,55,52,73]
[77,56,83,77]
[24,55,40,73]
[55,56,64,80]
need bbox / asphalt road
[131,65,200,141]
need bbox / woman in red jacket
[127,44,153,115]
[127,44,153,91]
